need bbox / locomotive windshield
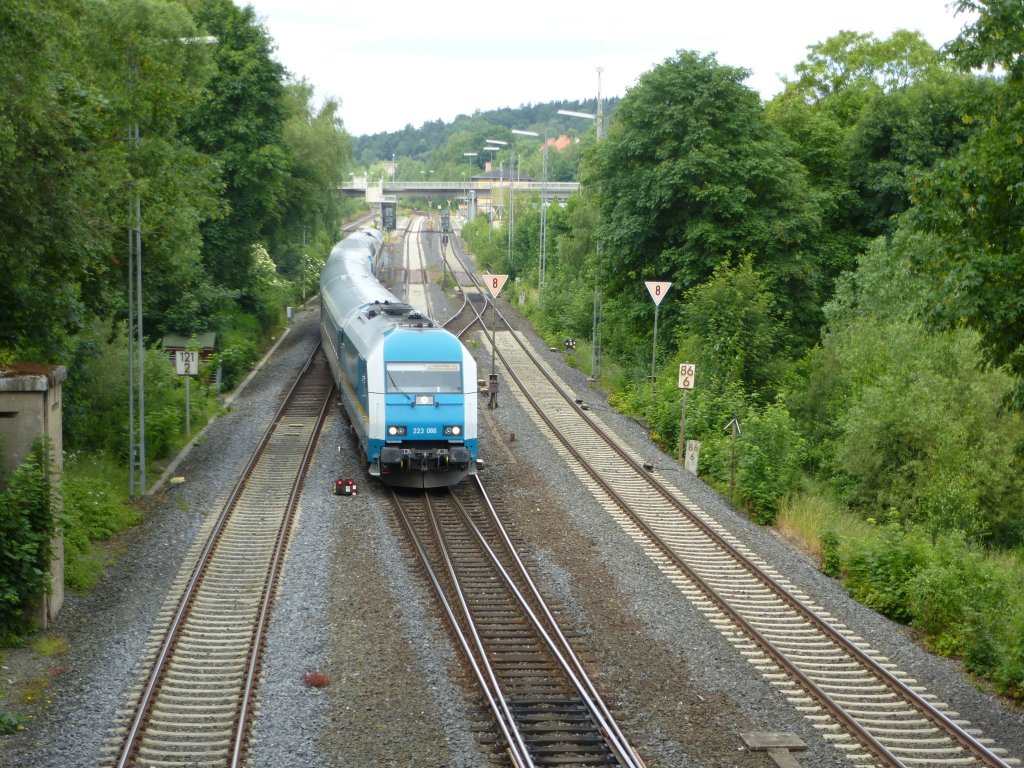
[386,362,462,394]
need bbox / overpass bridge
[340,178,580,220]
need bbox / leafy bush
[843,518,929,622]
[787,238,1024,548]
[905,534,992,655]
[823,515,1024,701]
[820,531,841,577]
[0,441,54,636]
[0,707,25,734]
[145,404,182,462]
[63,322,219,463]
[993,610,1024,698]
[676,255,786,398]
[215,308,263,391]
[735,402,805,524]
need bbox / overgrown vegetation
[779,495,1024,698]
[0,442,55,641]
[3,0,1023,704]
[61,454,141,592]
[0,0,364,634]
[463,1,1024,699]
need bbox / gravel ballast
[2,243,1022,767]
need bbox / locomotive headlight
[388,425,407,437]
[443,425,462,436]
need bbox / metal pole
[507,149,515,271]
[490,297,497,379]
[539,141,547,292]
[127,183,136,497]
[650,303,659,400]
[729,423,737,504]
[677,389,688,461]
[185,373,191,438]
[489,296,499,410]
[136,194,145,494]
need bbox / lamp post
[485,138,508,232]
[511,129,547,292]
[481,146,500,234]
[558,108,603,141]
[557,66,605,139]
[127,33,217,499]
[559,104,604,380]
[463,152,477,189]
[559,67,606,381]
[419,170,434,213]
[494,136,522,273]
[462,152,478,221]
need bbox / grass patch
[554,336,627,395]
[61,452,141,592]
[775,489,875,568]
[31,635,68,658]
[18,673,49,706]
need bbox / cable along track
[104,347,334,768]
[390,477,646,768]
[486,326,1019,768]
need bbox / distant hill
[353,98,618,165]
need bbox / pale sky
[242,0,976,137]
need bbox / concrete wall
[0,363,67,625]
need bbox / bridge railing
[341,180,580,194]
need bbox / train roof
[363,301,433,327]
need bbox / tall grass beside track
[777,491,1024,701]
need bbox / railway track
[475,316,1020,768]
[101,347,334,768]
[390,478,646,768]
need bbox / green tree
[844,71,994,237]
[184,0,288,294]
[588,51,824,352]
[675,255,785,395]
[785,30,942,120]
[80,0,227,340]
[905,0,1024,411]
[767,31,980,284]
[946,0,1024,81]
[265,79,353,296]
[0,0,227,357]
[0,0,114,359]
[788,235,1024,546]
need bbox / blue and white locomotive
[319,228,478,488]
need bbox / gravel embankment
[2,232,1022,767]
